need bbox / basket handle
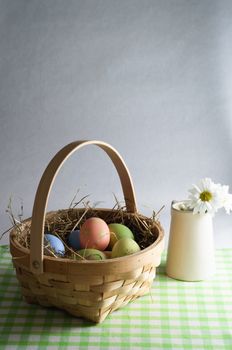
[30,140,137,274]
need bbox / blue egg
[68,230,81,250]
[44,233,65,256]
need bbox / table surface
[0,246,231,350]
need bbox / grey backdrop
[0,0,231,247]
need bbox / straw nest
[5,195,164,260]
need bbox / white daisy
[217,185,232,214]
[188,178,221,215]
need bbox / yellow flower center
[200,191,212,202]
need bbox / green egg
[76,249,106,261]
[111,238,141,258]
[108,223,134,250]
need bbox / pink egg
[80,217,110,250]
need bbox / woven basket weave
[10,140,164,323]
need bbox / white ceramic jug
[166,200,215,281]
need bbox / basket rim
[10,208,165,266]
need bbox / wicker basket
[10,140,164,323]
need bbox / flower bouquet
[178,178,232,215]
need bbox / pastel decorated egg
[80,217,110,250]
[76,248,106,260]
[108,223,134,249]
[68,230,81,250]
[111,238,141,258]
[44,233,65,256]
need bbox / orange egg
[80,217,110,250]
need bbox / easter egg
[111,238,141,258]
[80,217,110,250]
[68,230,81,250]
[108,223,134,249]
[44,233,65,256]
[76,249,106,260]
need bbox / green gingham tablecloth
[0,246,231,350]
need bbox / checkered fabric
[0,245,231,349]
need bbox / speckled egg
[108,223,134,249]
[44,233,65,256]
[68,230,81,250]
[80,217,110,250]
[111,238,141,258]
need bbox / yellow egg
[111,238,141,258]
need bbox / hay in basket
[9,140,164,323]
